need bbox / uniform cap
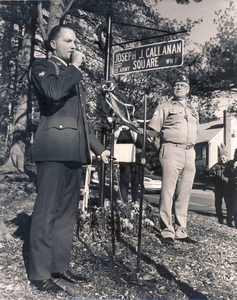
[173,75,189,85]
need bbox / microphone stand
[137,94,147,272]
[108,114,116,259]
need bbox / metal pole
[105,13,112,81]
[99,11,113,208]
[104,11,116,258]
[110,118,116,257]
[99,130,106,207]
[137,94,147,271]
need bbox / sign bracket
[112,21,175,33]
[112,30,186,47]
[111,21,187,48]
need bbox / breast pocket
[44,116,77,131]
[168,107,183,116]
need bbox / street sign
[113,39,183,75]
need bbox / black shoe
[161,237,174,245]
[30,279,66,294]
[218,217,223,224]
[227,223,234,228]
[51,270,88,284]
[177,237,198,244]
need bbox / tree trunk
[1,0,74,175]
[48,0,65,33]
[1,4,35,174]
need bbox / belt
[163,141,194,150]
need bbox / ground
[0,170,237,300]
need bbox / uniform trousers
[29,161,82,280]
[159,143,196,239]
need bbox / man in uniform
[224,148,237,228]
[29,25,110,295]
[149,75,199,245]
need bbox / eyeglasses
[173,83,188,89]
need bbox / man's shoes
[227,223,234,228]
[51,270,88,284]
[30,279,66,294]
[218,217,223,224]
[161,237,174,245]
[177,237,198,244]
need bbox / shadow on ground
[11,212,31,278]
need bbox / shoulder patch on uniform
[39,71,46,77]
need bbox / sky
[153,0,234,51]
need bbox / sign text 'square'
[113,39,183,75]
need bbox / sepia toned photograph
[0,0,237,299]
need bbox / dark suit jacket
[117,129,154,151]
[31,56,104,164]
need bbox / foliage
[203,1,237,92]
[0,2,22,129]
[0,1,37,171]
[78,198,155,243]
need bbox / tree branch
[38,1,47,43]
[61,0,75,22]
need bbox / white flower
[144,218,154,227]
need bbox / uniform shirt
[149,99,199,148]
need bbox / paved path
[144,182,226,217]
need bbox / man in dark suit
[224,148,237,228]
[114,121,154,203]
[29,25,110,295]
[207,144,230,225]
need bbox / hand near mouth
[71,50,85,69]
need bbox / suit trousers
[29,161,82,280]
[214,188,232,224]
[119,162,140,202]
[159,144,196,239]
